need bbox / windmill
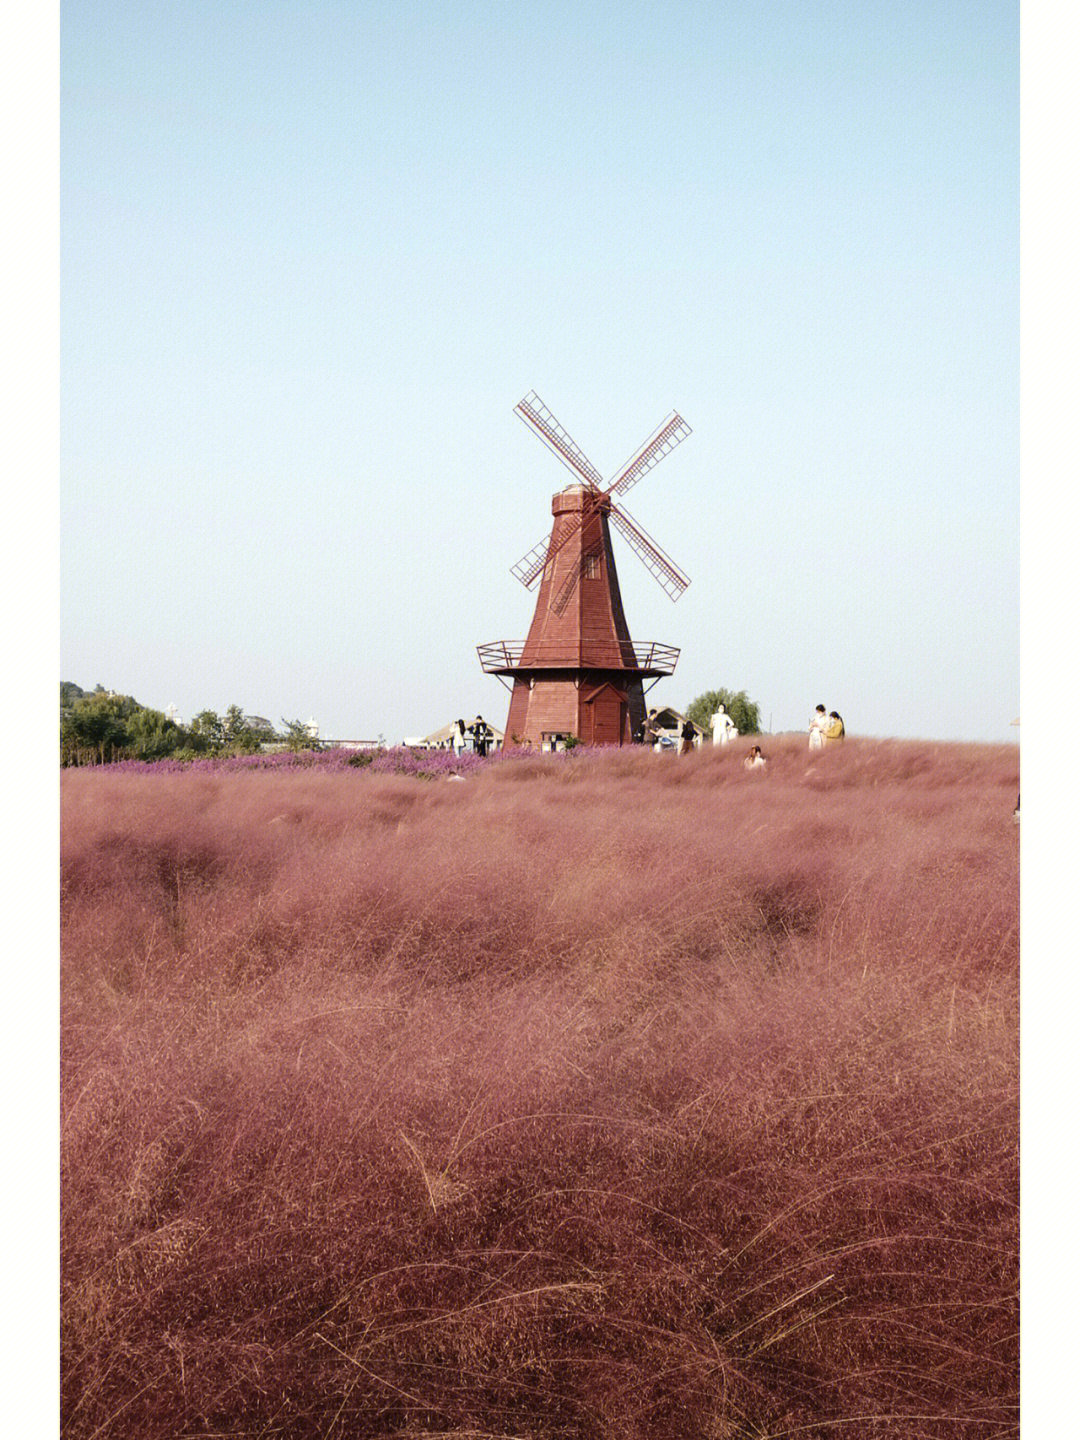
[478,390,692,749]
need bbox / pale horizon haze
[60,0,1019,743]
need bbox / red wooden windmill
[478,390,692,750]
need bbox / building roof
[423,719,506,744]
[648,705,702,732]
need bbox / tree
[185,705,269,755]
[223,705,263,754]
[60,690,139,764]
[686,688,762,737]
[60,681,88,713]
[59,684,284,765]
[59,686,196,764]
[280,718,322,753]
[190,710,226,751]
[127,705,187,761]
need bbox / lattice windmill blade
[604,412,693,499]
[608,504,690,601]
[552,554,588,615]
[510,512,585,589]
[514,391,605,490]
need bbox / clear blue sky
[60,0,1018,742]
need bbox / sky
[59,0,1019,742]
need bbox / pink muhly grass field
[61,736,1019,1439]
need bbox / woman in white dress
[808,704,827,750]
[711,704,737,746]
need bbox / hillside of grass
[61,736,1019,1439]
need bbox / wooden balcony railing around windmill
[477,640,680,678]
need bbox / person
[824,711,845,743]
[743,744,767,771]
[642,709,661,751]
[679,718,696,755]
[808,704,828,749]
[450,718,468,756]
[469,714,493,757]
[711,703,738,746]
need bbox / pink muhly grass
[62,737,1018,1439]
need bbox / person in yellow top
[824,711,845,743]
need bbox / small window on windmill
[583,552,599,579]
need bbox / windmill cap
[551,485,606,516]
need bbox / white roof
[650,706,698,729]
[424,719,505,744]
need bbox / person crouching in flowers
[743,744,767,771]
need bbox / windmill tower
[478,391,692,750]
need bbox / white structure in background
[166,704,180,725]
[648,706,704,752]
[305,716,319,740]
[413,721,506,752]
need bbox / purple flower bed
[79,746,503,778]
[67,742,650,779]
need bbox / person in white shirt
[711,704,738,746]
[744,744,767,771]
[808,704,827,750]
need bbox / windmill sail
[606,412,692,498]
[514,391,604,489]
[511,511,586,589]
[510,533,558,589]
[551,554,589,615]
[608,505,690,601]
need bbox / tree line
[60,683,318,766]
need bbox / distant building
[647,706,704,750]
[417,721,505,752]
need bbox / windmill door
[582,684,628,746]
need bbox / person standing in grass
[450,719,468,756]
[809,704,828,749]
[824,710,846,743]
[679,718,696,755]
[711,702,738,746]
[469,715,493,757]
